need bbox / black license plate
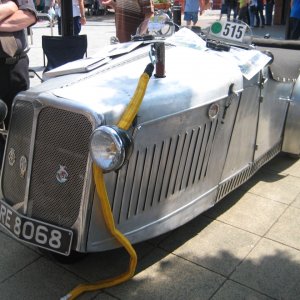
[0,200,73,256]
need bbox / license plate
[0,200,73,256]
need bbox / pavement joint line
[0,256,42,285]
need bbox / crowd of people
[218,0,272,28]
[28,0,300,41]
[185,0,299,39]
[0,0,300,135]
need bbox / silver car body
[1,31,299,255]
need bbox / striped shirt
[115,0,154,42]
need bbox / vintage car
[0,18,299,268]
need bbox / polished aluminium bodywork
[1,35,299,255]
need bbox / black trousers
[288,18,300,40]
[0,55,29,127]
[0,55,29,166]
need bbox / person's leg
[238,6,247,23]
[6,56,29,126]
[44,5,50,13]
[0,56,29,128]
[227,5,231,21]
[259,8,265,27]
[184,12,190,25]
[248,6,254,27]
[233,4,238,21]
[192,12,198,25]
[254,7,259,26]
[265,2,272,25]
[289,18,300,39]
[73,16,81,35]
[58,16,61,35]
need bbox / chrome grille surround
[29,107,92,227]
[1,99,93,230]
[2,101,34,206]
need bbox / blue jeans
[248,5,256,27]
[227,5,238,21]
[58,16,81,35]
[265,2,274,25]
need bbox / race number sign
[209,21,247,42]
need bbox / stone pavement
[0,10,299,300]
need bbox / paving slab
[231,238,300,300]
[0,231,40,283]
[211,280,273,300]
[266,206,300,250]
[0,257,87,300]
[93,292,119,299]
[204,189,287,236]
[292,192,300,209]
[60,241,155,283]
[159,217,260,276]
[263,155,300,178]
[106,249,225,300]
[242,170,300,205]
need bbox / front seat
[42,35,88,72]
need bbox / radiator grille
[29,107,92,227]
[2,101,34,206]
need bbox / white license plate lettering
[13,216,22,236]
[22,221,35,240]
[49,229,62,249]
[5,208,12,229]
[0,200,72,255]
[35,225,48,245]
[0,203,7,224]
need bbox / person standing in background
[0,0,37,127]
[0,0,36,163]
[288,0,300,39]
[102,0,154,43]
[219,0,227,19]
[57,0,86,35]
[225,0,238,21]
[43,0,54,13]
[248,0,257,27]
[238,0,249,24]
[265,0,274,25]
[183,0,200,26]
[255,0,265,27]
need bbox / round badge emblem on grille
[19,155,27,178]
[56,165,69,183]
[8,148,16,166]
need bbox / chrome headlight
[89,125,132,172]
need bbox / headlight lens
[89,125,132,172]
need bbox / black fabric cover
[254,39,300,82]
[42,35,88,72]
[252,38,300,50]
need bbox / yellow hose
[117,72,151,130]
[63,64,153,300]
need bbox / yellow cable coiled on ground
[63,63,154,300]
